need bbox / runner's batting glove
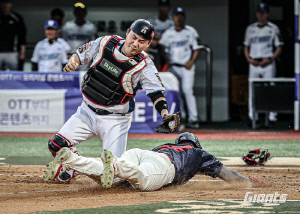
[155,112,180,133]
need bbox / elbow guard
[148,91,168,113]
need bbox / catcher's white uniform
[31,38,70,72]
[62,20,96,71]
[159,25,201,123]
[58,35,165,157]
[244,21,283,121]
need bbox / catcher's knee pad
[48,134,70,157]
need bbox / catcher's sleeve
[147,91,168,115]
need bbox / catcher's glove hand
[155,112,180,133]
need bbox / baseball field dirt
[0,130,299,213]
[0,166,299,214]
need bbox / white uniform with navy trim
[58,35,165,157]
[159,25,201,122]
[244,21,283,121]
[147,16,174,68]
[148,16,174,37]
[31,38,70,72]
[62,20,97,71]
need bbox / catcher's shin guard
[48,134,71,157]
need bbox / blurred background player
[50,8,64,28]
[159,7,201,129]
[62,2,96,71]
[31,20,70,72]
[147,0,173,71]
[244,2,283,127]
[0,0,26,71]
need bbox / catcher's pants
[114,148,175,191]
[0,52,18,71]
[248,61,277,122]
[170,65,198,122]
[58,101,132,158]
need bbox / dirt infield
[1,130,299,213]
[1,129,300,141]
[0,166,299,214]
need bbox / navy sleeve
[153,144,223,185]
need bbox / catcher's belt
[242,148,270,166]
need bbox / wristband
[268,57,273,61]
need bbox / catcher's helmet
[242,148,270,166]
[130,19,155,41]
[175,132,202,149]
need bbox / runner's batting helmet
[130,19,155,41]
[175,132,202,149]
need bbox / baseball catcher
[44,132,262,191]
[46,19,180,184]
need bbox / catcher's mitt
[242,148,270,166]
[155,112,180,133]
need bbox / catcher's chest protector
[82,36,148,106]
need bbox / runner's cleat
[100,150,115,189]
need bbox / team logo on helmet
[141,27,149,34]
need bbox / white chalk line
[189,179,223,182]
[0,189,68,195]
[0,173,43,177]
[0,181,99,196]
[218,199,300,202]
[230,167,300,170]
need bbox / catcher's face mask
[242,148,270,166]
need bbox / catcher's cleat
[100,150,115,189]
[43,148,72,183]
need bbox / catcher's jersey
[152,143,223,185]
[147,16,174,36]
[62,20,96,53]
[31,38,70,72]
[159,25,201,65]
[244,22,283,58]
[76,35,165,114]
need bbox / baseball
[169,121,175,129]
